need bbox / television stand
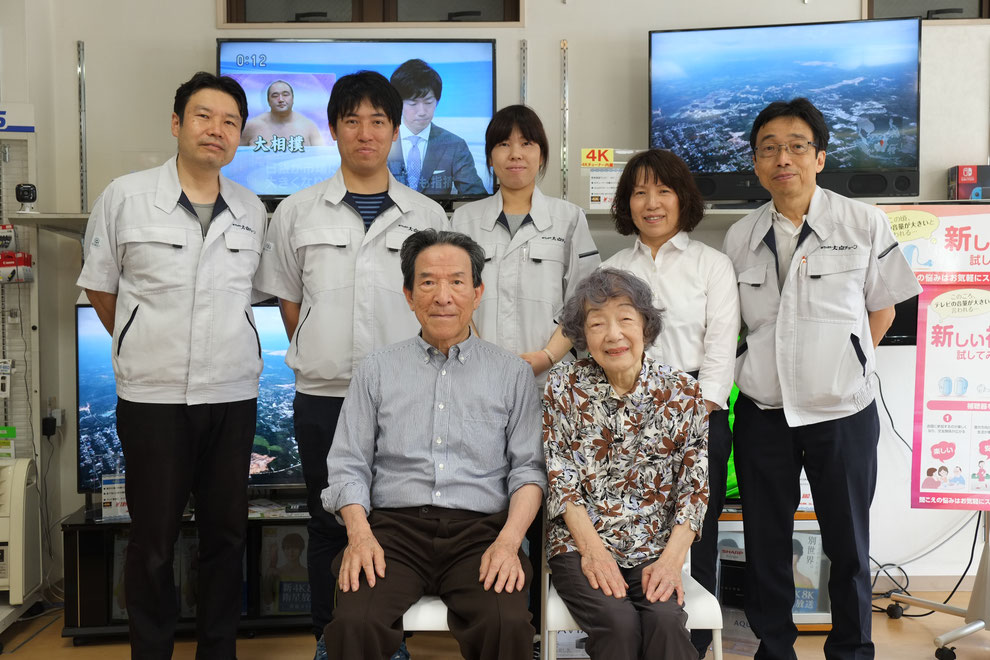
[60,506,312,644]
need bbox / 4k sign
[581,148,614,168]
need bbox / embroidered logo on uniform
[397,223,418,233]
[231,222,256,234]
[542,236,565,243]
[92,237,101,248]
[264,241,274,252]
[819,244,858,251]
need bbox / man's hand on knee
[479,538,525,593]
[339,530,386,592]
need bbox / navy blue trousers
[116,397,256,660]
[733,394,879,660]
[293,392,349,639]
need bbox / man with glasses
[721,98,920,660]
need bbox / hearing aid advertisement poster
[883,205,990,510]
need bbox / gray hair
[400,229,485,291]
[560,268,663,352]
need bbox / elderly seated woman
[543,267,709,660]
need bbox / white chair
[402,595,450,631]
[543,568,724,660]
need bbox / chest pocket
[523,242,566,303]
[801,252,869,321]
[220,230,262,295]
[383,228,415,293]
[736,263,776,328]
[118,225,193,292]
[294,227,354,293]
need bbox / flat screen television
[217,38,496,207]
[76,303,302,493]
[649,18,921,201]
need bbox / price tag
[581,148,614,168]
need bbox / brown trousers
[325,507,534,660]
[549,551,697,660]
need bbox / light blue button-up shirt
[323,332,547,517]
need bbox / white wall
[1,0,986,586]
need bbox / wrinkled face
[584,296,645,381]
[404,244,484,351]
[268,82,293,112]
[752,116,826,203]
[629,170,681,250]
[171,88,242,171]
[330,99,399,178]
[489,126,542,193]
[402,91,437,135]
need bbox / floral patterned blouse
[543,356,709,568]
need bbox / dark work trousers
[549,551,697,660]
[733,394,879,660]
[325,507,535,660]
[293,392,348,639]
[116,397,256,660]
[689,408,731,657]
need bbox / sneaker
[314,635,328,660]
[390,640,411,660]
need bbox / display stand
[61,506,311,644]
[890,516,989,660]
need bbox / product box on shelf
[948,165,990,200]
[0,252,32,283]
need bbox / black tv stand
[61,507,311,643]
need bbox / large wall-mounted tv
[76,304,302,493]
[217,38,496,207]
[649,18,921,201]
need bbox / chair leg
[711,629,723,660]
[546,630,558,660]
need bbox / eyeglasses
[754,141,817,159]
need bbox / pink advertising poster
[883,204,990,510]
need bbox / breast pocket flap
[118,226,188,247]
[807,253,869,277]
[385,228,415,252]
[294,227,352,249]
[223,230,262,253]
[737,263,768,286]
[528,242,566,263]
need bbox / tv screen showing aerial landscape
[76,304,302,493]
[649,18,920,175]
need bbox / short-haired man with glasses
[721,98,920,660]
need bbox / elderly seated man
[321,228,546,660]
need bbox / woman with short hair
[603,148,739,658]
[544,267,708,660]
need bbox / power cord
[873,372,912,452]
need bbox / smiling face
[629,169,681,254]
[752,115,826,208]
[489,125,542,194]
[401,91,437,135]
[404,244,484,354]
[171,88,242,172]
[330,98,399,179]
[267,81,293,113]
[584,296,646,386]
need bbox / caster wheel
[935,646,956,660]
[886,603,904,619]
[245,631,256,639]
[72,637,86,646]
